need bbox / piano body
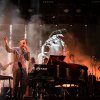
[28,55,88,84]
[28,55,88,97]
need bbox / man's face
[19,39,27,49]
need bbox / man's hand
[24,45,29,52]
[4,36,8,45]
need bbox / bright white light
[70,25,72,26]
[8,24,12,63]
[8,24,12,66]
[64,9,69,13]
[40,24,42,27]
[24,25,27,39]
[10,24,12,35]
[24,33,27,39]
[28,9,33,13]
[76,9,81,13]
[16,9,20,13]
[39,40,42,47]
[52,16,55,19]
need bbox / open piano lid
[47,55,65,64]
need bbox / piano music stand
[0,75,13,99]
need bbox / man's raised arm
[4,36,14,53]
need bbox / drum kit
[28,55,88,99]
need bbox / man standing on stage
[4,36,30,100]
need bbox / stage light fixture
[76,9,81,13]
[52,16,56,19]
[28,9,33,13]
[85,25,87,27]
[64,9,69,13]
[16,9,20,13]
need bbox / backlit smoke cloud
[27,15,51,59]
[64,31,100,79]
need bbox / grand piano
[29,55,88,84]
[28,55,88,97]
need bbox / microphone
[22,48,25,54]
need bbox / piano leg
[8,78,12,100]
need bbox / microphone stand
[18,62,23,100]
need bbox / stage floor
[1,96,100,100]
